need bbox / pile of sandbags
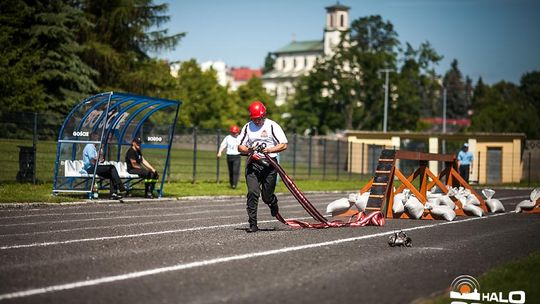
[392,188,456,221]
[392,189,424,219]
[515,188,540,213]
[482,189,505,213]
[427,186,456,210]
[448,187,484,217]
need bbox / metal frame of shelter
[52,92,181,198]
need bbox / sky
[155,0,540,85]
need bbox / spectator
[238,101,288,233]
[125,137,159,198]
[457,143,474,183]
[83,133,126,200]
[217,125,242,189]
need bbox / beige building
[262,3,350,105]
[345,131,526,184]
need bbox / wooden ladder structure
[360,149,489,219]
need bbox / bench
[63,160,143,191]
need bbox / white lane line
[0,216,308,250]
[0,212,512,301]
[0,198,329,222]
[498,195,529,201]
[415,247,445,250]
[0,216,240,238]
[0,193,339,213]
[0,202,328,228]
[0,211,233,227]
[0,209,310,238]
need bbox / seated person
[125,137,159,198]
[83,133,126,200]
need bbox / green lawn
[0,179,370,203]
[417,251,540,304]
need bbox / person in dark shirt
[125,137,159,198]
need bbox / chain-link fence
[1,111,378,184]
[523,140,540,185]
[2,111,538,185]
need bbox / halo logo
[450,275,481,301]
[449,274,526,304]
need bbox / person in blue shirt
[457,143,474,183]
[83,133,126,200]
[217,125,241,189]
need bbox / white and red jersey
[239,118,288,158]
[219,135,240,155]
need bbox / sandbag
[348,192,369,212]
[466,194,481,206]
[515,199,536,213]
[482,188,496,200]
[392,193,406,214]
[438,196,456,210]
[531,188,540,202]
[424,202,437,211]
[486,198,505,213]
[326,197,352,214]
[404,196,424,219]
[430,205,456,221]
[462,203,484,217]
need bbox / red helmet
[249,101,266,119]
[230,125,239,134]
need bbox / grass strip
[418,250,540,304]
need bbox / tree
[470,81,540,138]
[78,0,185,88]
[32,0,98,113]
[234,77,280,125]
[0,0,97,114]
[262,52,276,74]
[288,15,446,134]
[287,15,400,134]
[174,60,233,129]
[395,41,443,129]
[443,59,467,119]
[0,0,44,112]
[520,71,540,119]
[349,15,399,54]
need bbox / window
[293,58,297,68]
[340,14,344,27]
[304,57,308,68]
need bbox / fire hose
[251,146,385,228]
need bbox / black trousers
[245,159,278,227]
[226,155,241,188]
[128,168,159,194]
[88,164,125,194]
[459,164,470,183]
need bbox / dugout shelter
[52,92,181,198]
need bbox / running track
[0,189,538,303]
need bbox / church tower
[324,2,350,56]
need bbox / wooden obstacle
[360,149,489,220]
